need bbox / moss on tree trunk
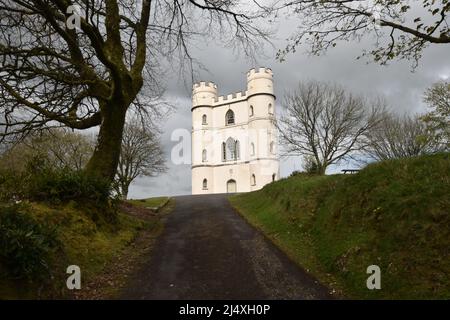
[85,103,127,184]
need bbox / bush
[0,155,117,224]
[25,168,111,205]
[0,169,23,202]
[6,154,110,205]
[289,170,318,179]
[289,170,301,177]
[303,155,320,174]
[0,204,61,281]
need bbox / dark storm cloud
[128,15,450,198]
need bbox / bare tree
[422,81,450,150]
[115,122,166,199]
[0,129,93,172]
[278,81,385,174]
[277,0,450,67]
[363,113,440,161]
[0,0,271,186]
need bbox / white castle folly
[191,67,279,194]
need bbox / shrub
[0,169,23,202]
[22,155,111,206]
[303,155,320,174]
[0,204,61,281]
[289,170,318,179]
[0,155,117,224]
[289,170,301,177]
[25,168,110,204]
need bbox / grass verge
[127,197,169,210]
[0,197,172,299]
[229,153,450,299]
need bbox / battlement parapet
[192,68,274,108]
[247,67,273,79]
[193,81,217,90]
[213,91,248,104]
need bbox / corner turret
[246,67,274,97]
[192,81,217,107]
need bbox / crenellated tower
[191,68,279,195]
[247,67,274,96]
[192,81,217,107]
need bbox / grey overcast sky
[128,10,450,199]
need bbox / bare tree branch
[277,81,386,174]
[0,0,272,183]
[277,0,450,67]
[115,119,166,199]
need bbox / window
[270,141,275,154]
[249,105,254,117]
[223,137,240,161]
[268,103,273,115]
[202,114,207,125]
[202,149,207,162]
[222,142,226,162]
[225,109,235,125]
[250,142,255,156]
[272,174,276,182]
[251,174,256,186]
[203,179,208,190]
[226,137,236,160]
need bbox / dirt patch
[119,201,159,220]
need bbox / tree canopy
[0,0,270,184]
[277,0,450,66]
[422,80,450,149]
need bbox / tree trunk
[317,163,327,175]
[120,181,130,200]
[85,102,127,184]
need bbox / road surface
[120,194,331,299]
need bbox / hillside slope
[0,198,169,299]
[230,153,450,299]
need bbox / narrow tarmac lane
[120,194,331,299]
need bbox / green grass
[0,201,147,299]
[127,197,169,209]
[229,153,450,299]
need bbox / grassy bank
[229,153,450,299]
[0,197,169,299]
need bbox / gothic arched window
[251,174,256,186]
[225,109,235,125]
[250,142,255,156]
[223,137,240,161]
[226,137,236,160]
[203,179,208,190]
[249,105,254,117]
[202,149,207,162]
[202,114,207,125]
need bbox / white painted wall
[191,67,280,194]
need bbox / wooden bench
[341,169,360,174]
